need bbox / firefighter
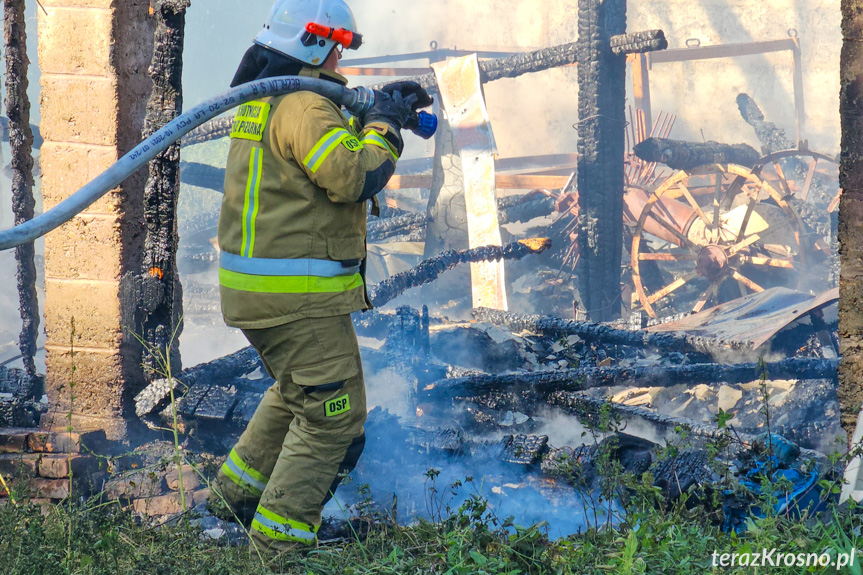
[210,0,432,558]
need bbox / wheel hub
[696,244,729,281]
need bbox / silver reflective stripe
[220,251,360,277]
[224,456,268,494]
[253,512,316,541]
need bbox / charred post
[5,0,39,383]
[369,239,552,308]
[633,137,761,170]
[839,0,863,444]
[575,0,627,321]
[140,0,190,378]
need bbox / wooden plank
[433,54,507,310]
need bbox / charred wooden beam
[633,137,761,170]
[736,93,795,154]
[472,307,746,355]
[368,212,428,243]
[497,194,556,224]
[422,357,838,401]
[181,116,233,146]
[369,239,551,308]
[609,30,667,56]
[5,0,39,383]
[139,0,190,377]
[134,345,261,417]
[839,0,863,444]
[376,43,581,93]
[576,0,627,321]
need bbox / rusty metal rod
[422,357,838,400]
[471,307,748,355]
[369,239,551,307]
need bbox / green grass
[0,476,861,575]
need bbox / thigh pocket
[292,355,362,427]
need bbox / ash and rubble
[124,241,843,532]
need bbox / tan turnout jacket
[218,70,400,328]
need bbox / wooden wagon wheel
[630,163,805,318]
[745,147,840,210]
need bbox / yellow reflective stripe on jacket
[252,505,318,544]
[219,268,363,294]
[361,131,398,161]
[303,127,355,173]
[220,448,269,496]
[241,148,264,257]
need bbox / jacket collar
[298,66,349,87]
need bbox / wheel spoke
[801,157,818,203]
[638,252,696,261]
[692,282,718,313]
[646,271,699,305]
[735,196,758,244]
[732,271,765,293]
[737,255,794,269]
[677,183,711,226]
[726,233,762,257]
[772,161,793,197]
[712,170,722,231]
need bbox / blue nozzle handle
[406,111,438,140]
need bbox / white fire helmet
[254,0,359,67]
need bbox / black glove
[364,89,419,132]
[380,81,434,112]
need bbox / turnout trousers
[214,314,367,557]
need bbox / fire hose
[0,77,436,251]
